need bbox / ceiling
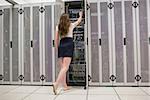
[0,0,80,6]
[0,0,12,6]
[0,0,57,6]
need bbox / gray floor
[0,85,150,100]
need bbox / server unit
[0,8,2,84]
[0,6,12,84]
[88,0,150,86]
[64,0,87,87]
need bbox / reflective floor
[0,85,150,100]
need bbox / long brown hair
[58,13,71,36]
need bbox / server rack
[88,0,150,86]
[64,0,87,88]
[0,5,12,85]
[19,3,62,85]
[0,2,63,85]
[0,7,2,84]
[135,0,150,86]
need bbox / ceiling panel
[0,0,11,6]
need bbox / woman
[53,11,83,95]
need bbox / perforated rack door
[32,6,40,83]
[12,8,19,83]
[23,7,31,83]
[3,8,11,82]
[0,10,3,84]
[137,0,149,85]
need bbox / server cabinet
[0,6,12,85]
[11,6,23,84]
[135,0,150,86]
[9,5,37,85]
[23,6,31,84]
[41,3,62,85]
[0,8,4,84]
[0,2,63,85]
[88,0,112,86]
[0,7,12,84]
[0,3,62,85]
[31,5,41,84]
[112,0,137,86]
[22,4,47,85]
[64,0,87,87]
[43,4,53,85]
[88,2,99,85]
[88,0,138,86]
[21,5,42,84]
[3,8,11,84]
[88,0,150,86]
[21,3,62,85]
[11,6,32,84]
[112,0,150,86]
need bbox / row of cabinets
[88,0,150,86]
[0,3,62,85]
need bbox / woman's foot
[52,83,58,95]
[63,86,72,91]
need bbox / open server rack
[65,0,86,88]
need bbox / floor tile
[24,93,56,100]
[0,85,19,95]
[0,93,29,100]
[59,87,87,95]
[88,87,116,95]
[139,87,150,96]
[34,86,53,94]
[114,87,147,95]
[119,95,150,100]
[9,86,40,94]
[88,95,120,100]
[55,95,87,100]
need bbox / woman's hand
[73,11,83,27]
[79,11,83,17]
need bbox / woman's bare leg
[58,58,63,69]
[58,58,67,87]
[58,58,64,85]
[54,57,71,88]
[52,58,63,95]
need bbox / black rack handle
[53,40,55,47]
[10,41,12,48]
[31,41,33,48]
[99,38,101,46]
[87,38,88,45]
[124,38,126,45]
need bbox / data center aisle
[0,85,150,100]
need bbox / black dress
[58,37,74,58]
